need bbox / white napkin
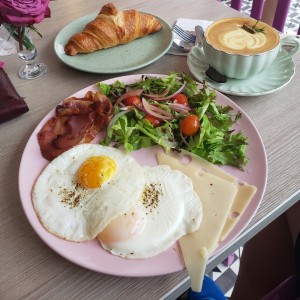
[168,19,213,56]
[175,18,212,34]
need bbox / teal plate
[54,13,173,74]
[187,46,295,96]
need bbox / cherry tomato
[123,96,142,106]
[143,115,162,127]
[180,114,200,136]
[173,94,189,106]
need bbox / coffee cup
[197,18,300,79]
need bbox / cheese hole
[230,211,240,218]
[181,154,192,164]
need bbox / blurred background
[220,0,300,34]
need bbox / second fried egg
[97,165,203,259]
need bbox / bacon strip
[37,91,113,161]
[56,100,94,116]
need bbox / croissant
[64,3,162,56]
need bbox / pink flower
[0,0,51,27]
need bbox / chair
[230,0,299,34]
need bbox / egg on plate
[97,165,203,259]
[32,144,145,242]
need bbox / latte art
[222,28,266,51]
[200,17,299,79]
[206,18,279,55]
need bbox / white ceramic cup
[198,18,300,79]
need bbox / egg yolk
[98,207,146,244]
[77,156,117,189]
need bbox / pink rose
[0,0,51,27]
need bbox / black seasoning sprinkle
[59,183,85,208]
[140,182,163,211]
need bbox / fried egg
[32,144,145,242]
[97,165,202,259]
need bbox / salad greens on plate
[98,72,248,170]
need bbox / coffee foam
[206,18,280,55]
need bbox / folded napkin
[0,66,29,124]
[168,19,212,56]
[175,18,212,34]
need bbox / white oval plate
[187,46,295,96]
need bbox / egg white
[98,165,203,259]
[32,144,145,242]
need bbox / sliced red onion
[142,98,174,121]
[142,82,186,101]
[107,110,130,133]
[150,105,174,117]
[179,128,189,146]
[168,103,191,114]
[119,106,134,111]
[114,89,143,106]
[142,86,171,99]
[133,103,146,113]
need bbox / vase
[17,27,47,80]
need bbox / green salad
[97,72,248,169]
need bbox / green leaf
[98,83,111,96]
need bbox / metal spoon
[195,25,205,46]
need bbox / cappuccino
[205,18,280,55]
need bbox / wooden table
[1,0,299,299]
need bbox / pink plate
[18,74,267,277]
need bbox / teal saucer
[187,46,295,96]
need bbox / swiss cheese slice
[156,151,257,292]
[160,149,257,241]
